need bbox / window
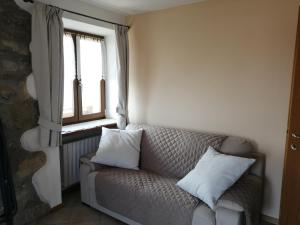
[63,29,106,124]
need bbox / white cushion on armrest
[177,146,255,209]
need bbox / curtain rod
[23,0,130,29]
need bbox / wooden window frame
[63,29,106,125]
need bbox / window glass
[63,35,76,118]
[79,38,102,115]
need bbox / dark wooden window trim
[62,123,117,144]
[63,29,106,125]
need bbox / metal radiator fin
[61,136,100,189]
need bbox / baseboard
[262,215,279,225]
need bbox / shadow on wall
[0,0,50,224]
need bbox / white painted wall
[32,147,62,207]
[15,0,124,208]
[127,0,299,218]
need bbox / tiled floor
[34,189,125,225]
[34,188,273,225]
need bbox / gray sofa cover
[80,124,265,225]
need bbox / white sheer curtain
[101,39,108,79]
[115,25,129,129]
[31,2,64,148]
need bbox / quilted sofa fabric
[216,174,263,225]
[126,124,227,179]
[82,124,264,225]
[95,168,199,225]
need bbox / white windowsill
[62,118,117,135]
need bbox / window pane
[63,35,76,118]
[79,38,102,115]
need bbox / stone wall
[0,0,50,224]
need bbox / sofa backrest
[127,124,226,179]
[127,124,265,179]
[219,136,265,177]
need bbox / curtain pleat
[101,39,108,79]
[115,25,129,129]
[31,2,64,148]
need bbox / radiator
[61,136,100,189]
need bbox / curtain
[101,39,108,79]
[31,2,64,148]
[115,25,129,129]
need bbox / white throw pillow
[177,146,255,209]
[91,127,143,170]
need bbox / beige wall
[127,0,299,218]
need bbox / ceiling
[79,0,206,15]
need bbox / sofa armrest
[216,175,263,225]
[216,207,244,225]
[80,152,108,204]
[80,152,107,172]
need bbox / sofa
[80,124,265,225]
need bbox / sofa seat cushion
[95,168,200,225]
